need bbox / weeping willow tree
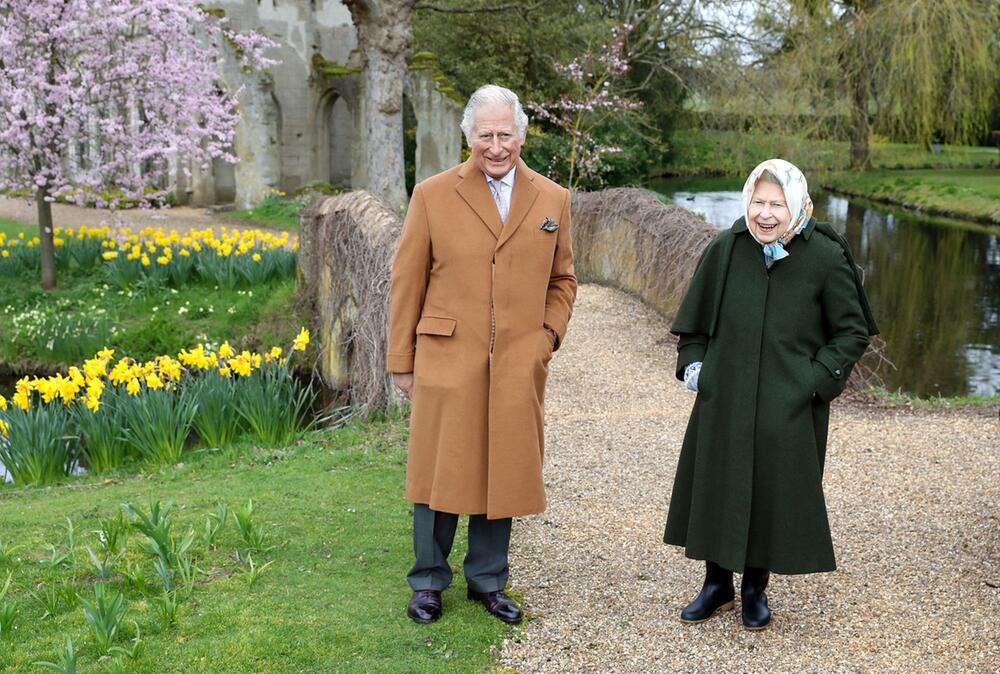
[843,0,999,168]
[709,0,999,170]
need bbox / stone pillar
[233,72,282,209]
[405,69,462,183]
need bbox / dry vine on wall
[298,191,402,412]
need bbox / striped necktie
[488,178,508,223]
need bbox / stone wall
[174,1,462,208]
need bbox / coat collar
[456,157,539,247]
[732,216,815,240]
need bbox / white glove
[683,361,702,392]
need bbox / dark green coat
[663,217,878,574]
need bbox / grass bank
[660,129,998,177]
[0,420,508,673]
[221,203,300,231]
[0,269,300,378]
[861,387,1000,409]
[0,218,34,238]
[819,168,1000,225]
[220,188,345,231]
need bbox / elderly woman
[663,158,878,630]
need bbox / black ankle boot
[680,561,735,623]
[741,566,771,630]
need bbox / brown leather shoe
[467,588,522,624]
[407,589,442,624]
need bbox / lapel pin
[540,217,559,232]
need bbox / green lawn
[0,268,301,378]
[819,168,1000,225]
[661,128,998,177]
[221,206,300,232]
[0,218,34,239]
[0,420,509,673]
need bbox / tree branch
[414,1,542,14]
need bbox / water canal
[649,176,1000,398]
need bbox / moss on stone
[197,5,226,19]
[407,51,464,105]
[312,53,362,78]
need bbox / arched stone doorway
[320,90,354,189]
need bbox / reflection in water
[650,177,1000,397]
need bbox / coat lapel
[496,159,539,250]
[456,158,502,240]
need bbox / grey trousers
[407,504,512,593]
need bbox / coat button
[835,369,841,376]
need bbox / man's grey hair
[460,84,529,144]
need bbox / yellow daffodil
[266,346,282,362]
[219,341,235,359]
[219,366,232,378]
[252,253,261,262]
[52,373,81,404]
[13,390,30,410]
[87,378,104,398]
[0,419,8,437]
[68,367,85,387]
[140,253,151,266]
[0,395,6,410]
[229,355,252,377]
[157,356,182,381]
[85,395,100,412]
[83,357,107,380]
[109,360,133,386]
[126,378,141,396]
[179,345,212,370]
[292,327,310,352]
[145,373,164,389]
[102,251,119,260]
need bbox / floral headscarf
[742,158,814,268]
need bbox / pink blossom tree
[526,25,643,190]
[0,0,276,289]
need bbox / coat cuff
[387,352,414,374]
[675,340,707,381]
[811,356,849,402]
[543,315,567,351]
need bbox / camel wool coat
[387,158,576,519]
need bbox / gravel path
[501,284,999,673]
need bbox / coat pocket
[416,316,457,336]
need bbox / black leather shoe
[407,589,442,624]
[467,588,522,624]
[680,561,735,623]
[741,567,771,630]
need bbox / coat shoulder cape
[670,217,879,339]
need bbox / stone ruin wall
[175,0,462,209]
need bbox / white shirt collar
[485,164,516,189]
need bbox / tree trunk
[847,0,876,171]
[36,188,57,290]
[344,0,414,210]
[848,66,872,170]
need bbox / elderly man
[387,84,576,625]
